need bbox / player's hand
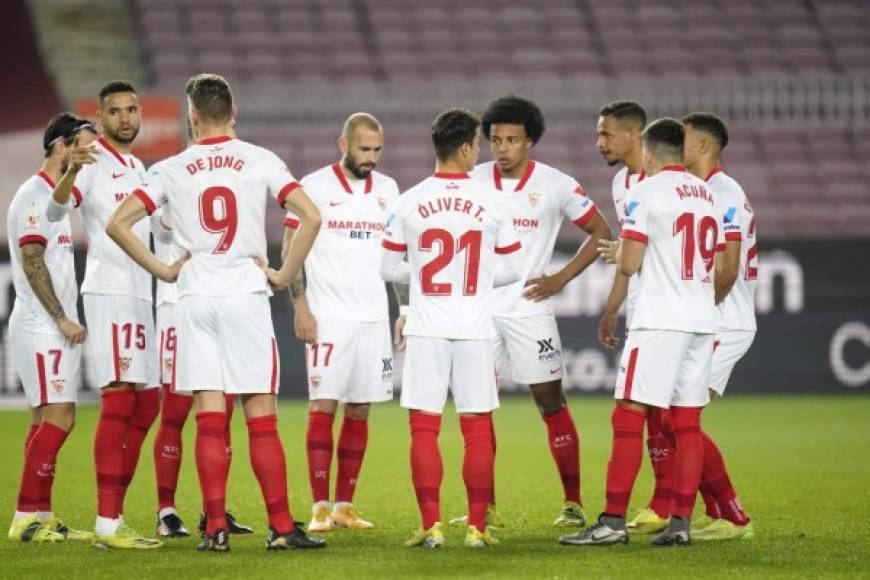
[161,254,190,283]
[67,133,97,173]
[263,267,289,290]
[57,317,87,344]
[294,307,317,344]
[598,239,620,264]
[394,315,407,351]
[523,273,566,302]
[597,311,620,350]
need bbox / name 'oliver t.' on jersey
[133,136,300,298]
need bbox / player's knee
[344,403,370,420]
[531,381,566,415]
[310,399,339,415]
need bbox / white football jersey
[621,165,722,333]
[134,136,299,298]
[706,168,758,332]
[471,160,597,317]
[285,163,399,321]
[72,138,152,301]
[611,166,646,326]
[382,172,521,339]
[151,202,183,307]
[7,173,79,332]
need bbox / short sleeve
[494,203,522,255]
[720,191,742,243]
[18,193,50,247]
[381,206,407,252]
[620,187,648,244]
[263,150,300,208]
[132,163,169,216]
[559,177,597,227]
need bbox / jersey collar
[493,159,535,192]
[432,171,470,179]
[625,167,646,189]
[36,171,56,189]
[198,135,234,145]
[332,162,373,194]
[704,166,724,181]
[98,137,130,168]
[662,164,687,173]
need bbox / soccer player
[107,73,325,552]
[458,95,611,527]
[560,118,722,547]
[678,111,756,540]
[47,81,161,549]
[7,113,96,543]
[380,108,524,549]
[151,123,253,539]
[283,113,401,532]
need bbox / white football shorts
[174,293,279,395]
[709,330,756,397]
[305,317,393,404]
[614,329,714,408]
[401,336,499,414]
[83,294,157,389]
[8,321,81,407]
[493,313,564,385]
[156,303,180,392]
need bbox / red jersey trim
[494,240,522,254]
[277,181,301,208]
[36,353,48,406]
[331,162,372,194]
[71,186,83,208]
[493,159,536,192]
[382,239,407,252]
[725,231,742,241]
[623,347,639,400]
[198,135,233,145]
[18,234,48,247]
[572,206,598,228]
[37,171,56,189]
[284,217,300,229]
[98,137,129,168]
[432,172,470,179]
[662,164,687,173]
[624,168,646,190]
[716,243,727,253]
[270,338,278,394]
[621,229,648,244]
[705,166,724,181]
[133,188,157,215]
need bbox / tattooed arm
[21,243,86,343]
[282,225,317,344]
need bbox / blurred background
[0,0,868,400]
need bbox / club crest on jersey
[119,357,132,373]
[51,379,65,394]
[310,374,322,388]
[527,191,541,207]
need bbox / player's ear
[338,136,349,156]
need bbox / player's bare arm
[49,134,96,209]
[618,238,645,277]
[106,195,188,282]
[281,224,317,344]
[392,281,410,350]
[524,211,612,302]
[714,239,741,305]
[598,272,629,350]
[264,188,321,290]
[20,242,87,344]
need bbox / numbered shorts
[156,303,181,392]
[174,293,279,395]
[493,313,564,385]
[306,317,393,403]
[401,336,499,414]
[83,294,157,389]
[615,329,714,408]
[709,330,756,397]
[8,322,81,407]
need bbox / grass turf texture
[0,395,868,579]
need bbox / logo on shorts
[51,379,65,394]
[310,374,322,388]
[536,338,561,362]
[382,357,393,382]
[527,191,541,207]
[164,357,174,373]
[119,357,132,374]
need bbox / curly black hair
[481,95,545,144]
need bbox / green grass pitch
[0,395,868,579]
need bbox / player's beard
[344,155,375,179]
[106,123,140,145]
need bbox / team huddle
[7,74,757,552]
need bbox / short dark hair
[599,100,647,129]
[431,108,480,162]
[682,111,729,151]
[642,118,685,162]
[481,95,545,144]
[42,112,94,157]
[99,80,137,103]
[185,73,234,124]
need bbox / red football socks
[409,411,443,529]
[701,430,750,525]
[604,404,647,516]
[24,424,38,455]
[17,422,69,513]
[489,416,497,505]
[196,412,229,535]
[248,415,295,533]
[154,385,192,510]
[460,414,494,531]
[118,387,160,514]
[542,406,582,505]
[335,416,368,503]
[647,408,676,518]
[306,411,335,503]
[94,387,135,518]
[670,406,704,518]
